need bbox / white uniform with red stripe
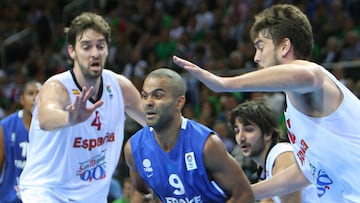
[284,68,360,203]
[20,69,126,202]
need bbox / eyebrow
[79,38,106,45]
[142,88,166,94]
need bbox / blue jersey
[130,118,228,203]
[0,110,28,203]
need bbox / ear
[67,44,75,60]
[263,131,272,142]
[280,38,292,57]
[177,96,186,111]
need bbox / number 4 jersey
[130,118,228,203]
[19,69,126,202]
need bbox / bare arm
[173,56,324,94]
[272,152,301,203]
[204,134,254,203]
[0,126,4,172]
[117,74,146,127]
[253,162,310,200]
[37,80,103,131]
[124,140,152,203]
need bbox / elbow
[296,66,324,92]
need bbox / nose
[253,51,260,64]
[235,130,245,144]
[90,47,100,58]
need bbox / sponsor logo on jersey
[309,164,333,198]
[142,158,154,177]
[185,152,197,171]
[77,150,107,182]
[106,85,113,98]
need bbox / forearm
[38,107,70,131]
[252,164,309,200]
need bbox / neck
[153,116,182,152]
[22,110,32,130]
[253,143,272,168]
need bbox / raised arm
[253,162,310,200]
[124,140,152,203]
[173,56,324,94]
[203,133,254,203]
[37,80,103,131]
[117,74,146,127]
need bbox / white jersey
[20,70,126,202]
[266,143,319,203]
[284,67,360,203]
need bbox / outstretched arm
[173,56,324,94]
[37,80,103,131]
[204,134,254,203]
[253,162,310,200]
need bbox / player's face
[68,29,108,79]
[20,82,41,114]
[233,118,265,158]
[141,77,179,131]
[253,33,281,69]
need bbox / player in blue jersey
[0,80,41,203]
[124,68,254,203]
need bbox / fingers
[173,55,198,70]
[81,86,94,102]
[173,56,186,68]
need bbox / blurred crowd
[1,0,360,200]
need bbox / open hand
[66,86,104,125]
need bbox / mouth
[240,144,250,152]
[90,61,101,70]
[145,111,157,119]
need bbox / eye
[141,92,148,99]
[233,127,240,134]
[153,93,163,99]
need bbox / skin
[36,28,145,131]
[233,118,301,202]
[0,81,41,174]
[173,31,343,198]
[124,73,255,203]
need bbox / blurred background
[1,0,359,201]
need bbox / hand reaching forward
[66,86,104,126]
[173,56,202,73]
[173,55,224,91]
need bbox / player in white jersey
[173,4,360,203]
[19,12,145,202]
[230,100,319,203]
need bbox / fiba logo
[185,152,197,171]
[143,158,154,177]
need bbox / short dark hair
[66,12,111,47]
[250,4,313,59]
[230,99,284,144]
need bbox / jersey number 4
[91,111,102,130]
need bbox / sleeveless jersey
[130,118,228,203]
[284,67,360,202]
[19,70,126,202]
[265,143,319,203]
[0,110,28,203]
